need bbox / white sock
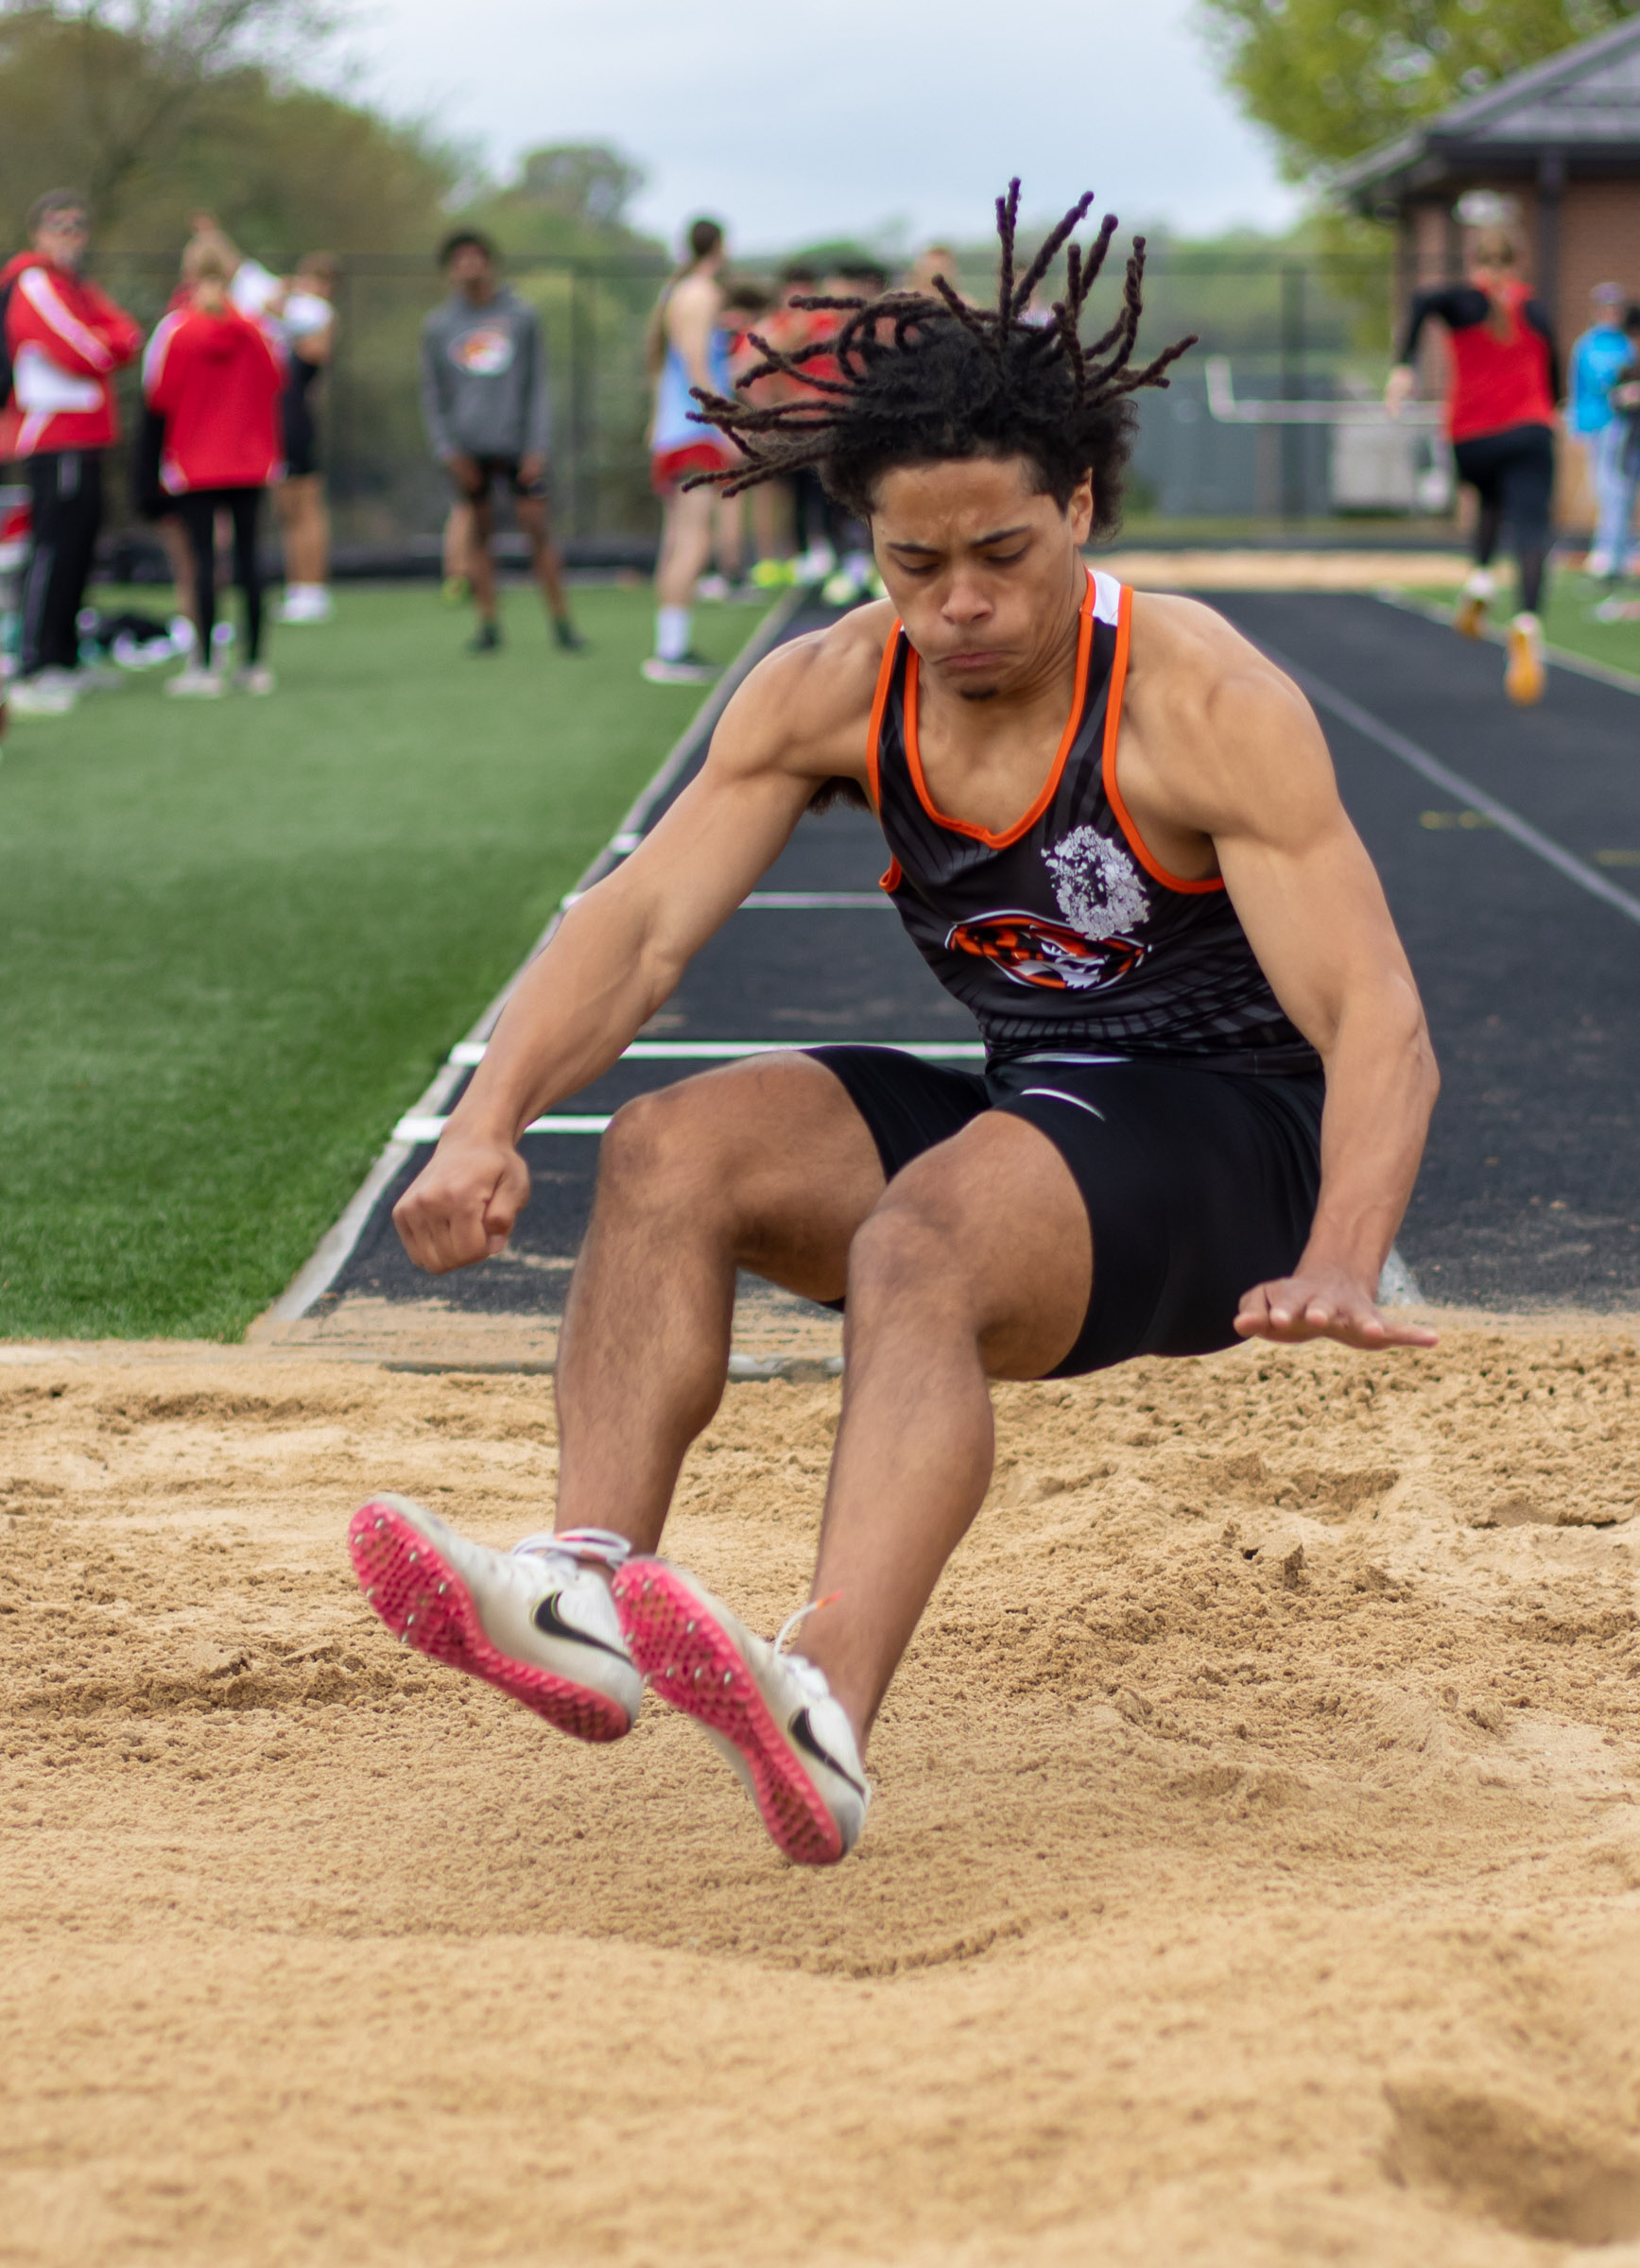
[1462,567,1496,600]
[656,606,690,662]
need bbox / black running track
[324,589,1640,1318]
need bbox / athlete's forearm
[445,895,680,1144]
[1303,980,1438,1283]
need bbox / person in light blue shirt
[1597,307,1640,601]
[1568,281,1637,576]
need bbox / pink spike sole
[348,1499,630,1744]
[612,1560,843,1864]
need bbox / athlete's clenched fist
[393,1130,530,1275]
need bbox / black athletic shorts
[806,1045,1324,1378]
[453,454,546,504]
[1453,422,1554,545]
[282,395,319,479]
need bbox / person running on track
[643,216,733,683]
[144,235,285,696]
[352,185,1439,1867]
[0,189,141,716]
[1387,220,1561,705]
[418,230,582,656]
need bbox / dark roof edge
[1323,15,1640,201]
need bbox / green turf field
[0,581,768,1341]
[1403,568,1640,682]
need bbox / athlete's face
[872,455,1093,700]
[33,207,88,270]
[447,245,496,298]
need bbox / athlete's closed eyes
[889,541,1031,575]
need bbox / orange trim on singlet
[864,623,901,816]
[900,570,1096,850]
[879,856,903,893]
[1099,583,1225,897]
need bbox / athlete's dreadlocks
[683,181,1196,536]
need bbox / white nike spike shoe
[348,1496,642,1742]
[612,1558,870,1864]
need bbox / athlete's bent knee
[595,1084,746,1219]
[846,1190,974,1323]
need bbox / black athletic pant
[175,486,265,665]
[20,449,103,676]
[1453,421,1554,615]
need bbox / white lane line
[395,1114,611,1142]
[561,888,890,910]
[1377,1248,1423,1306]
[1268,646,1640,931]
[445,1038,985,1068]
[741,890,890,907]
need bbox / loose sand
[1106,550,1473,592]
[4,1315,1640,2267]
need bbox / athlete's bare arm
[392,610,889,1273]
[1117,593,1439,1350]
[664,269,724,393]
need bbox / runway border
[254,590,804,1330]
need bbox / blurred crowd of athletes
[0,192,971,726]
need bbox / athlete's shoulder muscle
[704,599,892,793]
[1121,590,1339,848]
[665,271,721,347]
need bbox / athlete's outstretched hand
[1234,1263,1438,1351]
[393,1132,530,1275]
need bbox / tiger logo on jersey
[451,327,514,375]
[945,913,1146,991]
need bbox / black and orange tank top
[868,568,1321,1075]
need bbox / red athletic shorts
[651,440,734,497]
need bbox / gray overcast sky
[354,0,1302,251]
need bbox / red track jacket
[0,250,141,458]
[143,299,285,492]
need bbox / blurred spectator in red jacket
[144,235,285,697]
[1,188,141,714]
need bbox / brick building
[1333,18,1640,526]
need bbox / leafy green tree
[0,3,455,258]
[1198,0,1640,176]
[462,141,661,265]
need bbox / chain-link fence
[82,246,1440,566]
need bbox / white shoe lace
[770,1591,842,1698]
[511,1526,632,1572]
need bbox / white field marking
[561,887,890,910]
[1265,644,1640,931]
[395,1113,610,1142]
[740,891,890,908]
[1377,1248,1424,1306]
[1376,589,1640,699]
[258,592,805,1326]
[445,1038,986,1067]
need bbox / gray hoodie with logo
[418,285,551,462]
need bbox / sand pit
[4,1318,1640,2267]
[1106,549,1472,592]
